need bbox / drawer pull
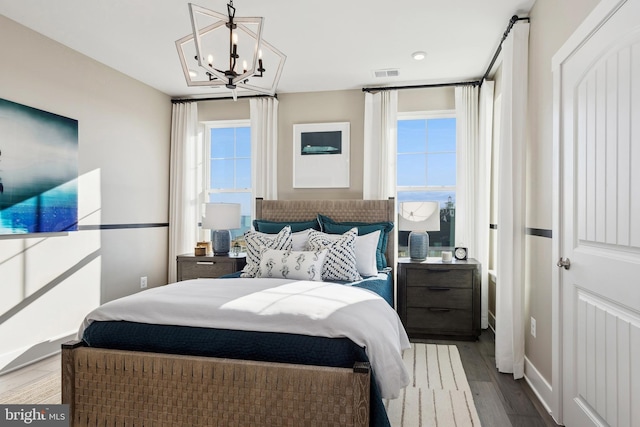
[427,286,451,291]
[428,308,451,312]
[426,269,451,273]
[196,261,215,265]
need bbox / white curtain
[477,81,495,329]
[250,97,279,200]
[168,102,200,283]
[495,21,529,379]
[363,91,398,200]
[454,85,479,255]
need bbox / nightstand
[397,257,481,340]
[176,253,246,281]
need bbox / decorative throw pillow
[258,248,328,281]
[307,228,362,282]
[317,214,394,270]
[316,230,380,277]
[241,226,292,278]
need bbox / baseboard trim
[524,356,555,422]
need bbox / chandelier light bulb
[232,32,238,45]
[207,54,214,65]
[242,60,248,71]
[258,49,262,59]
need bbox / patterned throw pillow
[240,226,292,278]
[258,249,328,281]
[307,228,362,282]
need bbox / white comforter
[78,277,411,399]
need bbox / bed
[62,198,408,427]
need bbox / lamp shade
[202,203,241,230]
[398,201,441,232]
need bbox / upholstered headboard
[255,198,396,271]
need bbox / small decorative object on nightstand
[176,253,246,281]
[454,247,468,260]
[397,257,481,340]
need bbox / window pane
[211,128,235,157]
[427,118,456,152]
[427,153,456,186]
[397,120,427,153]
[236,158,251,188]
[397,190,456,255]
[397,153,426,186]
[210,159,234,188]
[236,127,251,157]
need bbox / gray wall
[0,16,171,373]
[524,0,600,384]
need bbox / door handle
[557,257,571,270]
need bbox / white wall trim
[524,356,558,424]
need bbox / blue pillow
[317,214,394,270]
[253,218,320,233]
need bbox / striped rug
[384,343,482,427]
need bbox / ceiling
[0,0,536,99]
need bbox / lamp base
[212,230,231,255]
[408,231,429,261]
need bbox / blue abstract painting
[0,98,78,235]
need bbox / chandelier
[175,1,286,99]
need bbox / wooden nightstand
[176,253,246,281]
[397,257,481,341]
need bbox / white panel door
[557,0,640,426]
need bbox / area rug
[0,372,61,404]
[385,343,482,427]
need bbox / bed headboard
[255,198,396,270]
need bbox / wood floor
[416,329,559,427]
[1,330,558,426]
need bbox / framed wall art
[0,98,78,235]
[292,122,350,188]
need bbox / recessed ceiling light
[412,51,426,61]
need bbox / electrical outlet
[530,317,536,338]
[140,276,148,289]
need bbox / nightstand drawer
[406,287,472,310]
[405,268,472,289]
[179,260,234,279]
[406,307,473,333]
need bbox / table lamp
[398,201,441,261]
[202,203,241,255]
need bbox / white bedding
[78,277,411,399]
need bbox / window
[204,120,252,244]
[396,112,456,256]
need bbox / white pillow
[291,229,312,251]
[354,230,381,277]
[316,229,380,277]
[307,228,361,282]
[240,226,292,278]
[258,248,328,281]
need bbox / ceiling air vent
[373,69,400,78]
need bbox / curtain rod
[480,15,530,85]
[361,15,529,93]
[171,93,277,104]
[362,80,479,93]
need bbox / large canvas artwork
[0,98,78,235]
